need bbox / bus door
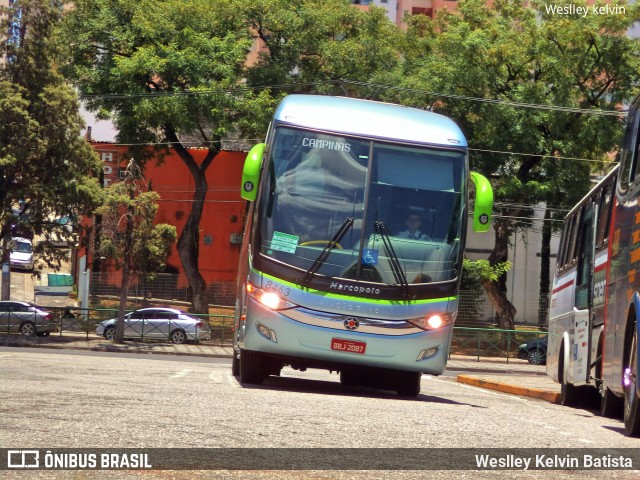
[572,203,597,383]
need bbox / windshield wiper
[374,221,409,298]
[301,217,354,285]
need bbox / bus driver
[397,212,431,240]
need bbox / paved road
[1,348,638,479]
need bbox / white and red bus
[546,164,618,409]
[547,94,640,437]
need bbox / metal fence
[2,303,547,362]
[458,289,550,329]
[0,306,235,345]
[89,272,237,306]
[450,327,547,362]
[89,272,550,328]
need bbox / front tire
[339,369,361,387]
[19,321,36,337]
[170,329,187,344]
[560,380,584,407]
[558,346,584,407]
[527,349,546,365]
[103,326,115,341]
[231,350,240,376]
[396,372,421,397]
[623,323,640,436]
[600,384,623,418]
[239,349,265,385]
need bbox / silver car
[96,307,211,344]
[0,301,56,336]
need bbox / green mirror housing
[241,143,266,201]
[470,172,493,233]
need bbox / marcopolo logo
[7,450,39,469]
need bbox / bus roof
[273,95,467,148]
[564,163,619,220]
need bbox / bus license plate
[331,338,366,354]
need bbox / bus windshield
[258,127,466,287]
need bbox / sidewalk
[0,333,560,403]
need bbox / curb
[1,338,232,359]
[457,374,560,404]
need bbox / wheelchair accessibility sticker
[362,249,378,265]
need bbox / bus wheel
[600,384,623,418]
[231,350,240,376]
[623,324,640,436]
[560,379,584,407]
[396,372,421,397]
[339,369,361,387]
[239,349,265,385]
[559,347,583,407]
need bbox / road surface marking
[171,369,192,378]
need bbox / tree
[59,0,402,313]
[0,0,103,277]
[96,159,177,343]
[460,258,511,327]
[396,0,640,329]
[239,0,403,94]
[59,0,276,313]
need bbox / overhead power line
[79,79,629,117]
[469,147,615,164]
[91,138,614,165]
[338,80,628,117]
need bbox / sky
[80,104,117,142]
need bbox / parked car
[96,307,211,344]
[9,237,34,271]
[0,301,56,336]
[518,336,548,365]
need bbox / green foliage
[239,0,402,92]
[463,259,512,285]
[96,175,177,282]
[57,0,404,312]
[59,0,274,148]
[400,0,639,225]
[0,0,103,268]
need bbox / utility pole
[1,238,10,300]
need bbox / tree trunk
[538,207,552,329]
[483,217,517,330]
[482,279,516,331]
[177,197,209,314]
[115,203,134,344]
[166,125,218,314]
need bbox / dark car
[518,336,548,365]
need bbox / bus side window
[596,182,614,246]
[565,213,580,266]
[557,219,570,271]
[631,118,640,184]
[618,105,640,193]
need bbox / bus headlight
[407,313,453,331]
[247,283,297,311]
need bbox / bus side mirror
[470,172,493,233]
[241,143,266,201]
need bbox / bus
[547,94,640,437]
[232,95,493,396]
[546,164,619,409]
